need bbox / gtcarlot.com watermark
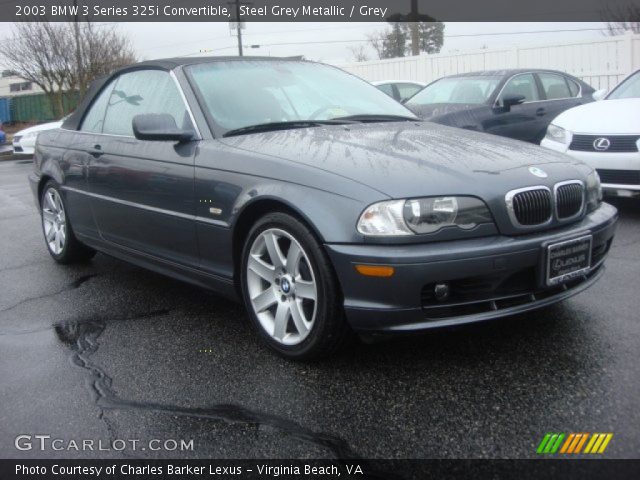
[15,434,194,452]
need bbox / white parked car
[372,80,425,103]
[541,69,640,198]
[12,119,64,155]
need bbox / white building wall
[0,75,44,98]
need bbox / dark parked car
[30,58,617,359]
[0,123,6,145]
[405,69,595,144]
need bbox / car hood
[219,122,585,199]
[551,98,640,134]
[15,121,63,136]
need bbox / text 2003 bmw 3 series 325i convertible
[29,58,618,359]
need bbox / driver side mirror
[132,114,195,142]
[498,94,526,112]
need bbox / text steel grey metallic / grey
[28,58,617,360]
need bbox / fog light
[433,283,450,301]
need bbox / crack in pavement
[0,260,50,274]
[0,325,54,336]
[0,273,99,314]
[53,311,402,479]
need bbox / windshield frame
[182,59,418,138]
[606,69,640,100]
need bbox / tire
[240,212,351,360]
[40,180,96,264]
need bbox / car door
[484,72,546,142]
[87,69,200,268]
[534,72,586,136]
[59,79,119,239]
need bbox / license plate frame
[545,235,593,286]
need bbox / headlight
[21,131,38,141]
[585,170,603,212]
[357,196,493,236]
[545,124,567,144]
[356,200,412,236]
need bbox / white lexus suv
[541,69,640,198]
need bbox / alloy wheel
[42,188,67,255]
[246,228,318,345]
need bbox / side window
[397,83,422,101]
[566,78,580,97]
[80,80,117,133]
[102,70,189,137]
[376,83,395,98]
[500,74,540,103]
[538,73,572,100]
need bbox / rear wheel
[240,212,351,360]
[40,181,96,264]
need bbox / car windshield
[406,76,501,106]
[607,70,640,100]
[187,60,416,133]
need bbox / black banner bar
[5,0,640,22]
[1,459,640,480]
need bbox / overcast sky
[0,21,611,67]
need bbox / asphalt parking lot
[0,158,639,461]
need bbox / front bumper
[326,202,618,333]
[13,146,34,155]
[12,137,35,155]
[540,138,640,197]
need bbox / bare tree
[348,45,369,62]
[2,22,136,118]
[74,23,137,96]
[1,23,73,118]
[367,21,444,60]
[607,21,640,35]
[367,31,386,60]
[603,3,640,35]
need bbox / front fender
[230,182,368,244]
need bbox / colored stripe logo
[537,433,613,454]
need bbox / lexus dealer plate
[546,235,593,286]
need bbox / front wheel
[240,212,351,360]
[40,181,96,264]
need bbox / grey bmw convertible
[29,58,617,359]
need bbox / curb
[0,151,32,162]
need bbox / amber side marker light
[355,265,395,277]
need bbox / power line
[444,27,608,38]
[176,27,610,57]
[137,23,380,54]
[1,23,612,62]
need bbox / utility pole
[409,0,420,56]
[73,0,84,100]
[233,0,243,56]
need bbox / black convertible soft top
[62,56,293,130]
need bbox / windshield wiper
[329,114,418,123]
[222,120,352,137]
